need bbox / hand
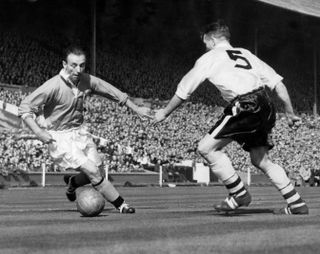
[36,129,56,144]
[152,108,168,125]
[286,113,301,129]
[136,106,153,121]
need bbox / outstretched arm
[152,57,207,124]
[153,95,185,123]
[125,99,152,120]
[90,76,152,120]
[274,81,300,126]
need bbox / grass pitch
[0,186,319,254]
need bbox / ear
[209,34,217,44]
[62,60,67,69]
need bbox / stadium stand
[1,86,320,187]
[0,2,319,185]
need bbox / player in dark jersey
[19,46,152,213]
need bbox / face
[202,34,216,51]
[63,53,86,84]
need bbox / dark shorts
[208,88,276,152]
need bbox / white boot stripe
[225,197,238,209]
[290,202,305,209]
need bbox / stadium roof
[256,0,320,18]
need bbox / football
[76,187,105,217]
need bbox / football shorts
[48,126,102,170]
[209,87,276,151]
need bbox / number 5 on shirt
[226,50,252,70]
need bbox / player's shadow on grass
[1,207,115,216]
[213,208,274,217]
[79,214,109,218]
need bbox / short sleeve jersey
[176,41,283,102]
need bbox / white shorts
[48,126,101,170]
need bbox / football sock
[71,172,91,188]
[262,163,305,207]
[92,177,120,202]
[262,163,291,189]
[279,182,306,208]
[223,173,247,197]
[208,152,247,197]
[111,196,125,209]
[209,152,237,182]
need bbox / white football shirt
[176,41,283,102]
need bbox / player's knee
[251,156,271,170]
[80,161,103,185]
[251,155,261,168]
[250,147,272,170]
[83,171,102,185]
[197,142,210,157]
[197,144,222,161]
[197,137,223,159]
[90,172,104,185]
[91,175,105,188]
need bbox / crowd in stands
[1,30,313,111]
[0,30,320,186]
[1,87,320,186]
[0,30,61,88]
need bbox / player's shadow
[78,208,114,217]
[213,208,274,217]
[79,214,109,218]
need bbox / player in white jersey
[19,46,152,213]
[153,20,308,215]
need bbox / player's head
[200,20,230,51]
[62,46,86,84]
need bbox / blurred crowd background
[1,87,319,186]
[0,0,320,186]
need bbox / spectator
[299,167,312,187]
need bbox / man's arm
[153,58,207,124]
[125,99,152,120]
[153,95,185,123]
[162,95,185,117]
[18,82,56,143]
[91,76,152,120]
[274,81,300,126]
[22,116,55,144]
[274,82,294,115]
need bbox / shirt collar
[59,69,77,87]
[214,41,232,49]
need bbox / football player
[19,46,152,213]
[153,20,308,215]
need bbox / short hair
[63,45,86,61]
[200,20,230,41]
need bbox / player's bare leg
[198,135,251,211]
[250,146,308,215]
[80,159,135,213]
